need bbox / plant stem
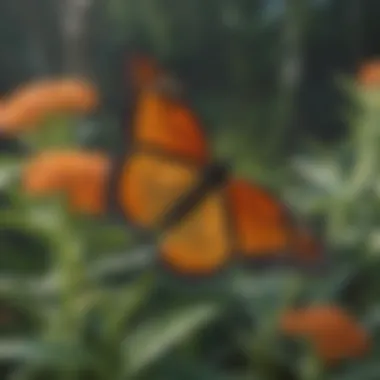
[47,207,88,380]
[327,91,380,242]
[250,274,303,379]
[266,0,308,165]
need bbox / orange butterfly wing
[157,178,321,275]
[115,57,209,229]
[227,179,321,264]
[159,189,232,275]
[129,55,162,89]
[126,54,209,162]
[133,90,209,164]
[117,151,200,229]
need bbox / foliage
[1,0,380,379]
[0,75,379,379]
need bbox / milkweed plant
[0,65,379,380]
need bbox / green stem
[265,0,308,165]
[47,208,88,380]
[298,350,324,380]
[250,275,303,379]
[327,95,380,242]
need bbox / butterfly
[106,53,323,277]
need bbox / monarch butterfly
[105,52,323,276]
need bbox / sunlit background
[1,0,380,379]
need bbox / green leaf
[26,116,80,150]
[0,247,155,301]
[88,245,155,282]
[291,156,342,193]
[0,159,22,191]
[122,302,221,376]
[306,264,358,302]
[330,362,380,380]
[231,271,302,313]
[104,275,154,341]
[148,354,251,380]
[0,339,90,368]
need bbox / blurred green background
[1,0,380,379]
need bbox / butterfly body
[158,161,230,230]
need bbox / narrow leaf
[123,302,221,376]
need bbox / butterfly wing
[125,53,209,163]
[159,189,232,275]
[116,150,200,229]
[133,90,209,164]
[128,54,163,90]
[227,179,321,265]
[111,57,210,228]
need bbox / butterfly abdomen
[158,162,229,230]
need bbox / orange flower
[357,60,380,87]
[0,78,99,135]
[280,306,370,365]
[23,150,110,214]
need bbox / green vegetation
[1,0,380,379]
